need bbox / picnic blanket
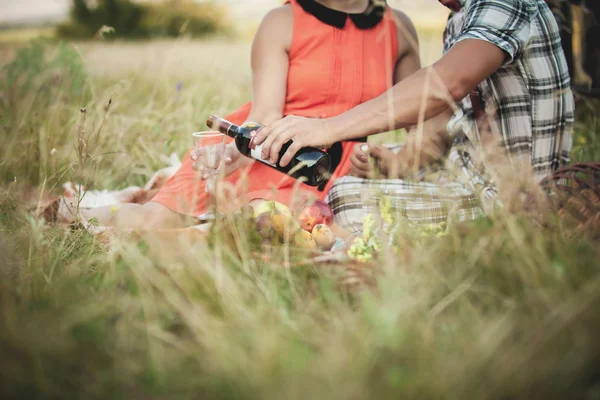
[37,153,183,227]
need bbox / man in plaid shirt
[254,0,575,232]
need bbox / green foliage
[2,39,88,107]
[1,204,599,399]
[59,0,144,39]
[56,0,226,40]
[141,2,227,39]
[1,39,90,185]
[571,98,600,163]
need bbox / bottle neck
[206,115,239,139]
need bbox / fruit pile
[250,200,337,251]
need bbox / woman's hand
[252,116,333,167]
[349,144,371,178]
[190,142,252,179]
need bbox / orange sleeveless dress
[150,0,399,217]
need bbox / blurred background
[0,0,450,30]
[0,0,449,64]
[0,0,597,86]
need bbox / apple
[297,200,334,232]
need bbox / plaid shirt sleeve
[454,0,534,63]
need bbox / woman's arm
[192,6,292,174]
[392,9,421,84]
[246,5,293,125]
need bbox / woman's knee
[139,202,187,228]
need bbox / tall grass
[1,39,600,399]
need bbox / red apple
[297,200,334,232]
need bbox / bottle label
[250,141,276,167]
[246,123,276,167]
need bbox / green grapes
[380,195,394,226]
[367,236,382,252]
[363,215,377,242]
[347,194,450,263]
[347,215,382,263]
[347,237,374,263]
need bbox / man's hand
[368,145,403,179]
[349,143,404,179]
[252,115,334,167]
[190,142,252,179]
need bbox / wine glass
[192,131,226,193]
[192,131,226,222]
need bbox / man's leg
[326,176,486,233]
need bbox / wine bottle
[206,115,331,187]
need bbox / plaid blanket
[326,144,498,233]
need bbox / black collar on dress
[296,0,386,30]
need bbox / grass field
[1,34,600,399]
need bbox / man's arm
[395,110,454,175]
[255,39,506,167]
[330,39,505,140]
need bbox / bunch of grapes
[347,195,449,263]
[347,215,382,263]
[347,237,374,263]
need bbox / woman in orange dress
[80,0,421,229]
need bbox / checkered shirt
[445,0,574,181]
[327,0,574,232]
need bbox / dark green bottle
[206,115,331,187]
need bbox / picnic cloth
[36,153,183,228]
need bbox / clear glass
[345,230,364,249]
[192,131,226,193]
[192,131,226,222]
